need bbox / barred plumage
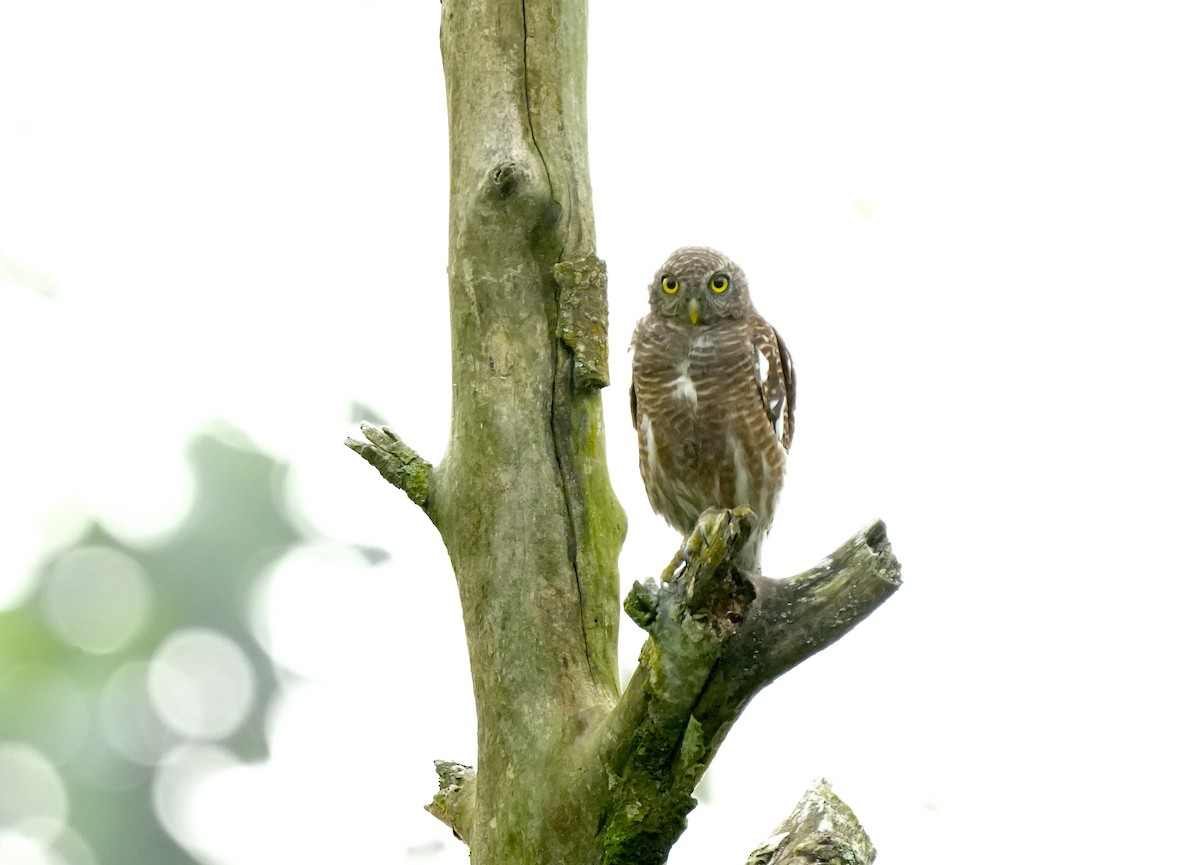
[630,246,795,571]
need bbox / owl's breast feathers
[630,314,795,540]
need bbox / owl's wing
[751,321,797,450]
[629,320,642,428]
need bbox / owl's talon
[699,507,733,547]
[679,507,738,569]
[661,549,686,582]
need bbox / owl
[630,246,795,572]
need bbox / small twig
[345,423,433,511]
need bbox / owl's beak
[687,298,700,325]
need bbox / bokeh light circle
[98,662,176,765]
[40,546,151,655]
[152,743,240,861]
[147,629,255,741]
[0,743,68,840]
[250,543,375,680]
[0,832,61,865]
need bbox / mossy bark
[348,2,901,863]
[433,0,623,861]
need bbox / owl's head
[648,246,751,325]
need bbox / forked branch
[345,423,433,512]
[596,514,900,864]
[693,519,901,759]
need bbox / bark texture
[346,2,901,863]
[594,513,898,864]
[744,780,876,865]
[434,1,622,861]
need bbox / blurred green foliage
[0,430,303,865]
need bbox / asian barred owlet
[630,246,795,572]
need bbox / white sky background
[2,1,1199,863]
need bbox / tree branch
[595,507,758,864]
[692,520,901,764]
[345,422,433,513]
[744,780,875,865]
[595,515,900,864]
[424,760,477,847]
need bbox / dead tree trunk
[347,1,901,863]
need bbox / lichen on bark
[556,254,611,390]
[744,780,876,865]
[345,423,432,511]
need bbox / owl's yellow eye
[710,274,729,293]
[662,276,680,294]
